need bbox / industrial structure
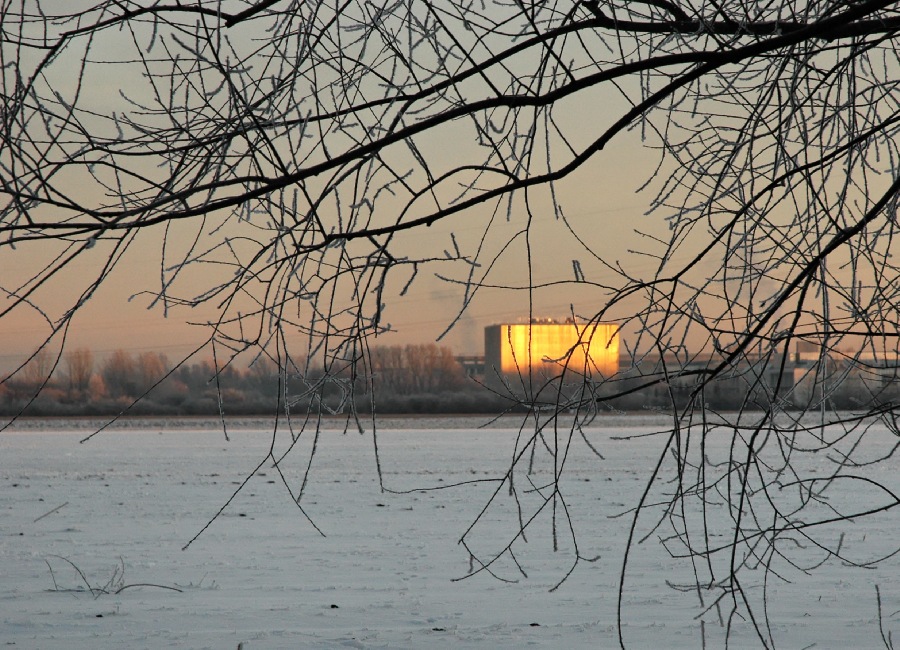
[484,320,619,389]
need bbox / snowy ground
[2,414,899,649]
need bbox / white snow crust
[2,414,898,648]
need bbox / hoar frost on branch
[4,1,900,647]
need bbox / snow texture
[2,415,898,648]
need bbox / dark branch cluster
[4,1,900,647]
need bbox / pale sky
[0,154,657,371]
[0,4,688,374]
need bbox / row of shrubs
[0,391,522,418]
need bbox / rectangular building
[484,321,619,385]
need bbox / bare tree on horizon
[4,1,900,646]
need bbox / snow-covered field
[2,414,899,649]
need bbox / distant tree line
[0,344,511,417]
[8,342,889,418]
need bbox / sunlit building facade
[484,320,619,388]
